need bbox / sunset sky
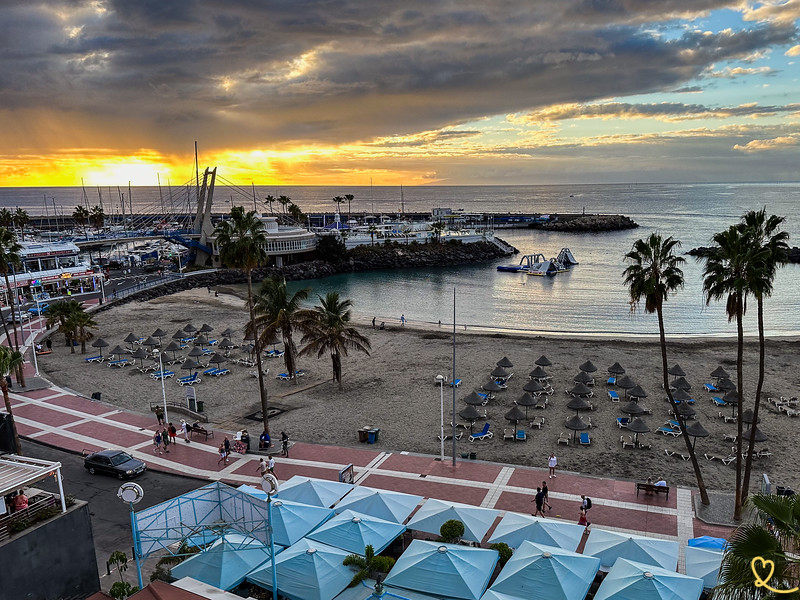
[1,0,798,187]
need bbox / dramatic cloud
[733,135,799,152]
[521,101,800,121]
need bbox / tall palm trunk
[741,296,765,502]
[658,306,710,504]
[283,330,299,385]
[734,296,745,521]
[3,272,19,351]
[333,351,342,389]
[1,381,22,455]
[248,272,270,435]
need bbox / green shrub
[490,542,512,566]
[439,519,465,543]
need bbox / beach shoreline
[37,288,800,492]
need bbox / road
[26,441,204,587]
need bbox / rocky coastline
[530,214,638,232]
[687,246,800,263]
[99,239,515,310]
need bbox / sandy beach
[37,288,800,492]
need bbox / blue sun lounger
[579,432,591,445]
[85,355,104,363]
[607,376,616,386]
[177,372,200,386]
[211,368,230,377]
[703,383,718,392]
[151,370,175,380]
[608,390,620,402]
[468,422,492,442]
[657,426,682,436]
[712,396,727,407]
[616,417,630,428]
[449,379,462,388]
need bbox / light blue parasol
[487,513,586,551]
[307,509,406,555]
[170,532,278,591]
[583,529,679,571]
[406,498,499,543]
[384,540,499,600]
[276,476,354,508]
[247,538,353,600]
[593,558,704,600]
[685,546,724,589]
[333,486,423,524]
[481,541,600,600]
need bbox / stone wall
[532,215,639,232]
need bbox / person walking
[578,507,590,534]
[45,338,52,351]
[548,453,557,478]
[532,487,546,518]
[581,495,592,513]
[155,406,165,426]
[223,436,231,459]
[217,443,227,465]
[280,431,289,457]
[162,428,170,453]
[256,458,268,477]
[153,431,162,455]
[181,420,191,443]
[168,422,177,444]
[372,317,376,329]
[268,455,276,477]
[400,314,406,326]
[541,481,552,511]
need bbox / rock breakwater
[532,214,638,232]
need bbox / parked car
[28,303,49,315]
[5,310,32,324]
[84,449,147,479]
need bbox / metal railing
[0,493,58,542]
[110,273,186,300]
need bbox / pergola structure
[0,454,67,514]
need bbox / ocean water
[2,182,799,336]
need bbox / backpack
[584,497,592,509]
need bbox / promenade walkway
[2,306,734,574]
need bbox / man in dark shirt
[532,487,546,518]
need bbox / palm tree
[624,233,710,505]
[297,292,371,390]
[68,310,97,354]
[0,228,23,352]
[214,207,271,433]
[45,300,83,346]
[344,194,354,223]
[278,195,291,219]
[73,206,90,235]
[264,195,276,215]
[0,208,13,229]
[430,221,446,243]
[333,196,345,216]
[0,346,25,455]
[701,225,751,520]
[739,210,789,502]
[252,278,310,385]
[342,544,395,588]
[90,205,106,230]
[715,493,800,599]
[14,208,29,240]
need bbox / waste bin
[367,428,380,444]
[196,400,204,412]
[188,398,197,412]
[91,392,102,401]
[469,452,477,460]
[358,429,369,443]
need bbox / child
[578,507,590,534]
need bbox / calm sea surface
[2,183,799,336]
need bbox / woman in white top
[548,453,557,478]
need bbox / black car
[84,449,147,479]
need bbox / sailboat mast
[400,184,404,216]
[158,173,165,215]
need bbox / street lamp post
[155,350,169,424]
[435,375,445,461]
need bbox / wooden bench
[189,425,214,441]
[636,482,670,499]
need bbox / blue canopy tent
[583,529,679,571]
[481,541,600,600]
[247,538,353,600]
[487,513,585,551]
[406,499,499,543]
[170,532,278,591]
[688,536,727,550]
[307,510,406,555]
[237,483,270,501]
[277,476,354,508]
[334,486,423,524]
[383,540,499,600]
[593,558,704,600]
[685,546,724,589]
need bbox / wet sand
[38,288,800,491]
